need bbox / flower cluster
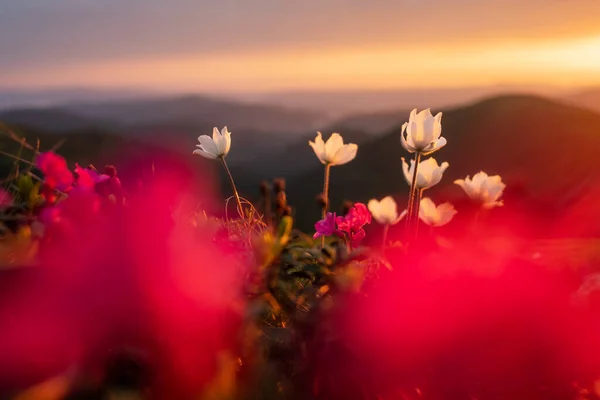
[191,111,507,249]
[314,202,371,247]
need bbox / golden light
[3,35,600,92]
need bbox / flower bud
[342,200,354,215]
[316,193,327,208]
[104,165,118,178]
[259,180,270,197]
[282,206,292,217]
[275,191,287,211]
[273,178,286,193]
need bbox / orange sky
[1,0,600,92]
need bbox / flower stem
[406,152,422,233]
[347,234,353,254]
[263,190,272,228]
[322,163,331,219]
[321,163,332,248]
[381,224,389,251]
[413,188,424,239]
[220,157,244,217]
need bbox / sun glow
[3,35,600,92]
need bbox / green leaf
[17,174,34,199]
[276,216,293,244]
[27,181,41,209]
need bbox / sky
[1,0,600,93]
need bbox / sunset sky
[1,0,600,93]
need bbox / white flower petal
[309,132,327,164]
[197,135,219,157]
[367,199,382,221]
[221,126,232,156]
[332,144,357,166]
[403,108,446,154]
[193,149,218,159]
[456,172,505,208]
[325,133,344,161]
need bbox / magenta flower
[336,202,372,247]
[0,189,12,208]
[74,164,109,190]
[36,152,74,191]
[314,212,340,239]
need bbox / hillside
[4,94,600,236]
[247,86,567,117]
[326,110,408,137]
[285,95,600,230]
[563,88,600,114]
[0,108,112,133]
[64,95,329,134]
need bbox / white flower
[367,196,407,225]
[454,171,506,209]
[193,126,232,159]
[309,132,358,166]
[401,157,449,190]
[401,108,446,155]
[419,197,457,227]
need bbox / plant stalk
[406,152,422,233]
[381,224,389,251]
[321,163,332,248]
[413,188,424,238]
[220,156,244,217]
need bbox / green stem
[321,163,332,248]
[220,157,244,217]
[406,152,422,233]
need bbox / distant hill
[4,94,600,236]
[562,88,600,114]
[0,88,155,110]
[0,108,112,133]
[233,128,380,195]
[285,95,600,230]
[64,95,329,134]
[242,86,565,118]
[327,110,408,136]
[0,94,336,169]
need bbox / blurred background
[1,0,600,231]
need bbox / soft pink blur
[0,152,243,397]
[319,204,600,399]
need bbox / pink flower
[74,163,109,190]
[314,212,340,239]
[36,152,73,191]
[336,202,372,246]
[0,189,12,207]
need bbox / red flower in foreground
[336,202,371,246]
[74,163,109,190]
[36,152,74,191]
[0,158,241,398]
